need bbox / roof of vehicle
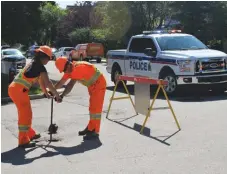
[77,43,103,46]
[1,48,21,52]
[77,44,87,46]
[133,33,191,38]
[61,47,74,48]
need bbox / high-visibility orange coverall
[8,63,44,146]
[62,61,106,134]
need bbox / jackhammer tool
[48,92,59,142]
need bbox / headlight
[177,60,192,72]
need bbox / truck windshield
[156,35,208,51]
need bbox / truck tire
[160,70,178,95]
[96,57,101,63]
[112,64,127,88]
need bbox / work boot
[83,130,99,140]
[18,141,36,148]
[78,126,89,136]
[30,133,41,141]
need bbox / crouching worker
[8,46,62,148]
[55,57,106,140]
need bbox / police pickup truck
[106,30,227,95]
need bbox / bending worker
[55,57,106,140]
[8,46,62,148]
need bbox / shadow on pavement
[106,84,227,102]
[42,138,102,156]
[107,117,180,146]
[1,139,102,166]
[1,147,39,165]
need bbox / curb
[1,93,45,103]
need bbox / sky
[55,1,76,9]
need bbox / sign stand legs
[106,80,137,119]
[140,81,181,134]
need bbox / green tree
[172,1,227,45]
[39,2,67,45]
[92,1,175,47]
[1,1,44,45]
[68,28,91,45]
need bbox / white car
[1,49,26,74]
[54,47,74,59]
[106,29,227,95]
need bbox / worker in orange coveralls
[54,57,106,140]
[8,46,62,148]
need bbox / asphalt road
[1,59,227,174]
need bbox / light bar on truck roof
[143,29,182,35]
[170,30,182,33]
[142,30,164,34]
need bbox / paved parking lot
[2,59,227,174]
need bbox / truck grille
[195,58,226,73]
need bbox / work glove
[54,95,62,103]
[54,94,64,103]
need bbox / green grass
[1,73,42,98]
[28,87,42,95]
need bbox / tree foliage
[1,1,44,45]
[2,1,227,51]
[39,2,67,45]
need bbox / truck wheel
[96,58,101,63]
[112,65,127,88]
[160,71,178,95]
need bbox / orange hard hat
[55,57,68,73]
[35,45,52,59]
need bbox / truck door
[126,38,157,78]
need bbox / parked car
[54,47,74,59]
[1,49,27,83]
[1,48,26,69]
[26,45,40,58]
[69,43,104,63]
[106,29,227,95]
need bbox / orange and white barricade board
[106,75,181,134]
